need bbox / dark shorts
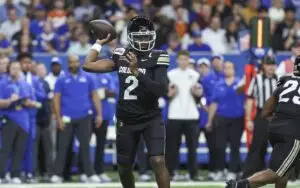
[116,116,165,165]
[268,131,300,177]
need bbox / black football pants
[0,118,28,178]
[242,110,269,178]
[35,125,53,176]
[214,115,244,172]
[51,115,95,177]
[166,119,198,179]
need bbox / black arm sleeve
[136,66,168,98]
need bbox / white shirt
[67,42,92,55]
[268,7,285,23]
[0,19,21,41]
[167,68,200,120]
[202,28,227,54]
[45,71,64,91]
[160,5,189,23]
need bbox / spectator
[48,0,67,29]
[0,0,25,23]
[0,32,13,55]
[160,0,189,23]
[187,31,212,52]
[241,0,259,25]
[0,7,21,41]
[0,61,36,184]
[74,0,100,22]
[30,4,48,36]
[202,16,227,54]
[0,56,9,81]
[104,0,125,24]
[242,56,278,178]
[276,41,300,78]
[159,32,182,54]
[56,14,77,50]
[206,61,245,181]
[212,0,232,27]
[166,50,202,181]
[225,20,239,53]
[268,0,285,23]
[224,1,247,30]
[174,6,188,38]
[50,54,101,183]
[119,5,138,46]
[67,31,91,55]
[36,21,59,54]
[35,63,53,180]
[284,20,300,50]
[12,17,37,53]
[272,7,296,51]
[142,0,159,20]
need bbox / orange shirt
[175,21,188,38]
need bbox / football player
[226,55,300,188]
[83,16,170,188]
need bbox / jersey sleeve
[272,85,283,98]
[276,75,290,87]
[156,51,170,67]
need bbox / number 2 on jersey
[124,76,138,100]
[279,80,300,105]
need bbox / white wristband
[91,43,102,53]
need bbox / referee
[242,56,277,178]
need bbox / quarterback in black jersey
[83,16,170,188]
[226,56,300,188]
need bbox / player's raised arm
[83,35,116,73]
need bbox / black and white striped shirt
[247,73,278,109]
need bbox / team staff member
[195,58,218,180]
[0,61,38,184]
[35,63,52,179]
[93,72,116,182]
[206,61,245,180]
[242,56,277,178]
[18,52,46,182]
[166,50,202,181]
[50,54,102,183]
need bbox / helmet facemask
[128,30,156,52]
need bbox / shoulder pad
[113,48,126,56]
[155,50,170,66]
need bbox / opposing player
[226,55,300,188]
[83,16,170,188]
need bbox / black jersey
[112,48,169,125]
[274,75,300,119]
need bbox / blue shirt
[0,39,10,48]
[211,77,245,118]
[54,72,96,119]
[187,43,212,52]
[94,73,116,121]
[30,20,45,36]
[200,72,218,104]
[159,44,181,52]
[0,78,31,132]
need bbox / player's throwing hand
[96,34,111,45]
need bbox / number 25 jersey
[112,48,169,125]
[275,75,300,119]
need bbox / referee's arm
[245,77,256,130]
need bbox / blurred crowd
[0,0,299,56]
[1,0,300,185]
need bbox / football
[89,19,117,42]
